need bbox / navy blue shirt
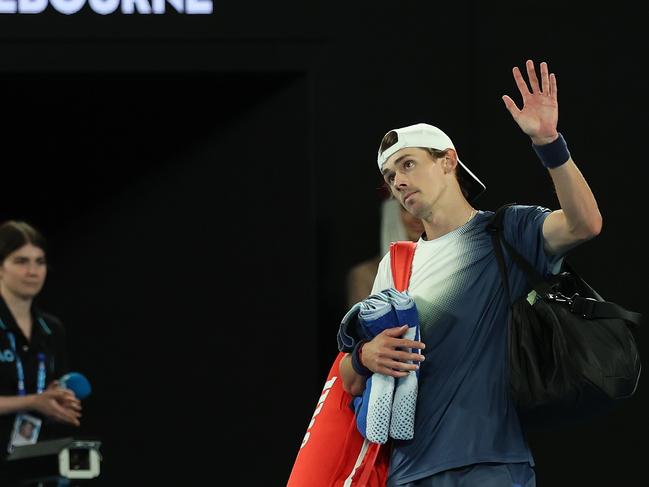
[371,205,563,485]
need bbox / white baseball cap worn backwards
[377,123,486,202]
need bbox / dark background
[0,1,646,485]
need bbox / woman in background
[0,221,81,456]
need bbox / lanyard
[7,332,46,396]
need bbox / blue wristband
[351,340,372,376]
[532,133,570,169]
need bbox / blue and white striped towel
[351,289,420,443]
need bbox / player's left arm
[502,59,602,256]
[542,160,602,255]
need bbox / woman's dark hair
[0,221,47,263]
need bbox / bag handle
[563,261,642,327]
[486,203,642,328]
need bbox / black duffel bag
[487,204,642,429]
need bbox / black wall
[0,1,647,485]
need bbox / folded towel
[354,292,398,443]
[350,289,420,443]
[358,293,399,337]
[353,373,394,444]
[385,289,420,440]
[337,302,362,353]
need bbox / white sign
[0,0,213,14]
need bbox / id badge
[8,413,42,452]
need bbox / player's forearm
[548,159,602,238]
[340,354,366,397]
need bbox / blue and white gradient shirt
[371,205,563,486]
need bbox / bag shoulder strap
[487,202,554,298]
[486,203,516,304]
[389,241,417,292]
[486,203,642,327]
